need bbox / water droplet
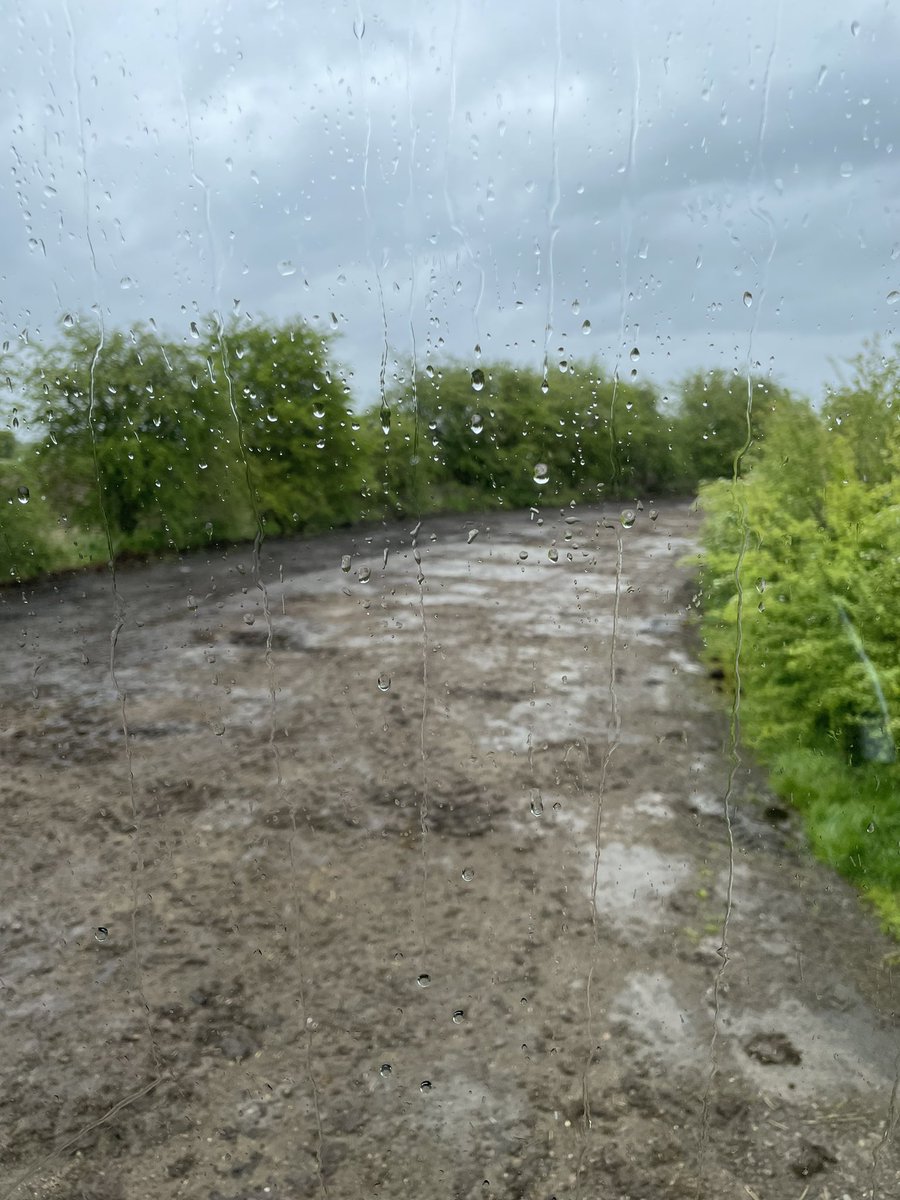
[461,867,475,882]
[581,319,591,335]
[620,509,636,529]
[571,299,581,315]
[377,673,391,693]
[119,276,135,291]
[95,926,109,943]
[63,313,75,328]
[451,1010,465,1024]
[547,547,559,562]
[471,367,485,392]
[379,1063,392,1076]
[887,291,900,306]
[840,161,853,179]
[357,566,371,584]
[242,612,256,626]
[470,412,484,434]
[340,554,352,573]
[850,19,860,36]
[649,508,659,521]
[518,550,528,561]
[278,260,296,276]
[466,528,479,544]
[16,486,29,505]
[816,64,828,88]
[529,790,544,817]
[742,291,753,308]
[416,973,432,988]
[533,463,549,487]
[629,346,640,362]
[420,1080,433,1093]
[540,378,550,395]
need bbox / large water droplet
[470,413,484,435]
[278,260,296,276]
[529,790,544,817]
[416,973,432,988]
[16,486,29,505]
[840,161,853,179]
[461,867,475,882]
[451,1009,465,1024]
[466,528,479,545]
[377,673,391,693]
[742,291,753,308]
[629,346,640,363]
[379,1063,392,1077]
[95,926,109,943]
[340,554,352,572]
[547,547,559,563]
[581,319,591,335]
[533,463,549,487]
[850,19,860,36]
[620,509,636,528]
[887,291,900,306]
[420,1080,433,1093]
[471,368,485,392]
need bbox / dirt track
[0,500,897,1199]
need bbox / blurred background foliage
[1,316,897,930]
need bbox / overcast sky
[2,0,899,413]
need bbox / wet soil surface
[0,501,897,1200]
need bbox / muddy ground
[0,500,897,1200]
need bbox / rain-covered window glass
[2,3,898,1197]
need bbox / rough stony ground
[0,500,897,1200]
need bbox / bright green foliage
[208,319,364,534]
[699,353,899,929]
[30,321,252,554]
[670,369,799,486]
[372,359,675,514]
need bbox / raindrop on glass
[548,547,559,562]
[452,1009,465,1024]
[377,673,391,693]
[529,790,544,817]
[420,1080,433,1093]
[278,260,296,277]
[461,867,475,882]
[416,973,432,988]
[649,508,659,521]
[887,291,900,306]
[629,347,640,363]
[850,19,860,36]
[470,412,484,435]
[379,1063,392,1077]
[620,509,636,529]
[581,319,591,335]
[533,463,550,487]
[742,291,753,308]
[471,367,485,392]
[340,554,352,573]
[95,926,109,943]
[466,528,479,544]
[16,486,29,505]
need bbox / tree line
[1,313,795,574]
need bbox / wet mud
[0,500,897,1199]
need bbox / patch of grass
[770,748,900,936]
